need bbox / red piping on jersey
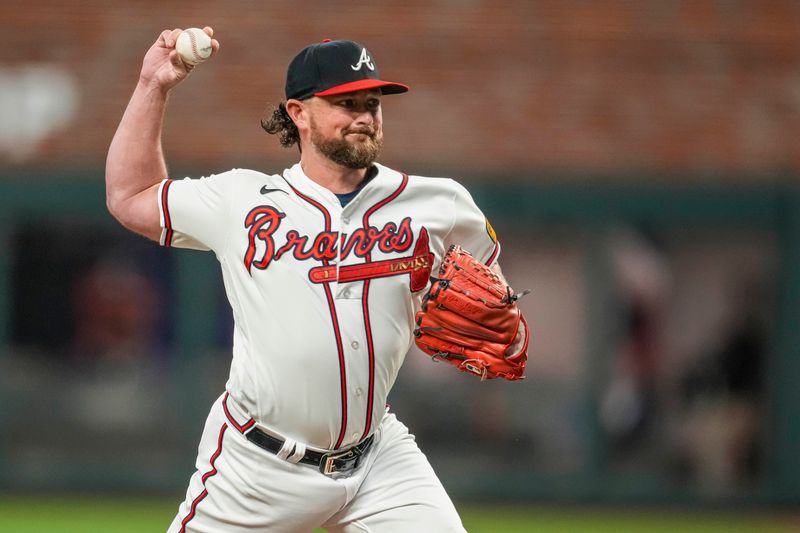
[284,180,349,450]
[486,241,500,266]
[161,179,174,247]
[318,280,347,449]
[180,423,227,532]
[222,392,255,433]
[359,173,409,442]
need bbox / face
[304,90,384,169]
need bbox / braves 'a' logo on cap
[351,48,375,71]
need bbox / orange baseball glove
[413,245,529,380]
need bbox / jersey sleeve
[157,173,230,252]
[445,180,501,265]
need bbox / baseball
[176,28,213,66]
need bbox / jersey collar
[283,163,391,210]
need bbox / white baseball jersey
[158,162,499,451]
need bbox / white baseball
[176,28,213,66]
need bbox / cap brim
[314,79,409,97]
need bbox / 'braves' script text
[243,206,415,273]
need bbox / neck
[299,149,368,194]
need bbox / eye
[366,98,381,111]
[338,99,355,108]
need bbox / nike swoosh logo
[260,186,288,195]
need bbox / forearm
[106,81,168,212]
[104,81,168,240]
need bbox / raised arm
[105,27,218,241]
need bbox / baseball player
[106,27,528,532]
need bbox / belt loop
[276,438,297,461]
[287,442,306,464]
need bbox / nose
[353,109,374,127]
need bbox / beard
[309,119,384,169]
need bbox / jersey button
[355,387,363,396]
[351,340,359,349]
[342,216,350,224]
[343,289,351,298]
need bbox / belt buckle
[320,447,360,477]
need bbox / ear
[285,99,309,131]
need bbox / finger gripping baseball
[414,245,528,381]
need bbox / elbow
[104,169,134,226]
[105,190,116,217]
[103,181,163,243]
[105,181,135,230]
[104,166,120,220]
[105,188,124,224]
[105,192,138,234]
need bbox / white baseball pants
[167,393,466,532]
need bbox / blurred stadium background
[1,0,799,531]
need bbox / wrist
[136,76,171,99]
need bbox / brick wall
[2,0,800,182]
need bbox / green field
[0,496,796,532]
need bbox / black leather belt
[246,427,374,476]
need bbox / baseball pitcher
[106,27,529,532]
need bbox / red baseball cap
[285,40,409,100]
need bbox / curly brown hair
[261,102,300,148]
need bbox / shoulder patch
[485,218,497,243]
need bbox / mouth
[345,130,374,138]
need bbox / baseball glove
[413,245,529,381]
